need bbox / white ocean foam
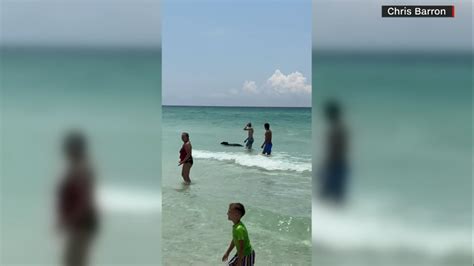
[312,201,472,257]
[97,185,161,214]
[193,149,311,173]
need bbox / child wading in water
[222,203,255,266]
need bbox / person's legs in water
[320,162,347,204]
[64,230,93,266]
[181,162,192,184]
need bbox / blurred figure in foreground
[319,100,349,204]
[57,131,99,266]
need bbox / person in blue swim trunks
[319,100,349,204]
[261,123,272,155]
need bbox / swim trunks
[320,161,348,203]
[228,250,255,266]
[262,143,272,155]
[245,138,254,149]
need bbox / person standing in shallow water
[261,123,272,155]
[319,100,349,204]
[243,123,254,149]
[178,132,193,184]
[57,130,99,266]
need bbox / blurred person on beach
[56,130,99,266]
[261,123,272,155]
[319,100,349,204]
[243,123,254,149]
[178,132,193,184]
[222,203,255,266]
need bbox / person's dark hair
[324,100,342,122]
[230,202,246,217]
[182,132,190,139]
[264,123,270,130]
[64,130,87,161]
[247,122,252,127]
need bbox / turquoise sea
[0,48,162,265]
[162,106,312,265]
[2,48,470,266]
[312,52,472,266]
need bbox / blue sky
[162,0,312,107]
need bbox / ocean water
[0,48,162,265]
[162,106,312,265]
[3,48,470,266]
[312,52,472,266]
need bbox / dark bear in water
[221,141,244,147]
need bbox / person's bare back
[261,123,273,155]
[246,128,254,139]
[265,130,272,144]
[244,123,255,149]
[248,128,254,138]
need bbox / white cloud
[238,70,311,96]
[266,69,311,94]
[242,80,258,94]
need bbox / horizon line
[0,44,162,51]
[163,104,311,108]
[312,48,473,55]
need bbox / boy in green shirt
[222,203,255,266]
